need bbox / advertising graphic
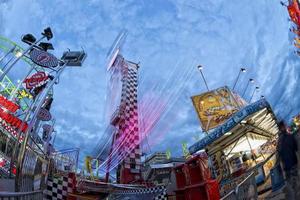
[191,86,239,132]
[37,108,52,121]
[29,49,59,68]
[23,71,51,90]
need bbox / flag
[166,149,171,159]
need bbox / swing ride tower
[105,32,142,184]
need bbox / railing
[0,190,43,200]
[220,172,258,200]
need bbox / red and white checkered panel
[119,60,141,172]
[110,56,142,177]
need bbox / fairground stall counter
[188,86,278,197]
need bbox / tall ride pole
[232,67,246,91]
[197,65,210,91]
[249,86,259,103]
[242,78,254,97]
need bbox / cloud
[0,0,299,170]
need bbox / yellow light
[15,50,23,58]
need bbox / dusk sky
[0,0,298,169]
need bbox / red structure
[105,54,142,184]
[174,153,220,200]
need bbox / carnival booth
[188,86,278,197]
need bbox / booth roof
[189,99,278,155]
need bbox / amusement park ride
[282,0,300,54]
[0,27,86,198]
[0,3,298,198]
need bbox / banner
[37,108,52,121]
[191,86,239,132]
[23,71,50,90]
[29,49,59,68]
[0,95,20,113]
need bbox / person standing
[277,120,299,200]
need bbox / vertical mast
[105,32,142,183]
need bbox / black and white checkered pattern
[121,63,141,171]
[112,186,167,200]
[43,173,75,200]
[110,56,142,176]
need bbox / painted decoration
[232,92,248,108]
[0,107,28,132]
[37,108,52,121]
[29,49,59,68]
[17,89,33,99]
[42,124,53,141]
[23,71,50,90]
[0,94,20,113]
[191,86,240,132]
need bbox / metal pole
[249,87,259,103]
[200,70,210,91]
[1,56,15,71]
[242,81,250,97]
[0,45,16,63]
[0,35,45,82]
[44,119,56,154]
[242,79,254,97]
[9,99,36,178]
[232,68,246,91]
[52,130,57,148]
[197,65,210,91]
[8,68,40,176]
[15,63,67,191]
[232,70,241,91]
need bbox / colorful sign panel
[0,95,20,113]
[191,86,240,132]
[23,71,50,90]
[37,108,52,121]
[0,107,28,132]
[0,95,27,133]
[29,49,59,68]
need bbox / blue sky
[0,0,298,168]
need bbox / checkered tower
[109,55,142,184]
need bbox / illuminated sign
[0,107,28,132]
[29,49,59,68]
[0,95,20,113]
[191,86,239,132]
[37,108,52,121]
[23,71,50,90]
